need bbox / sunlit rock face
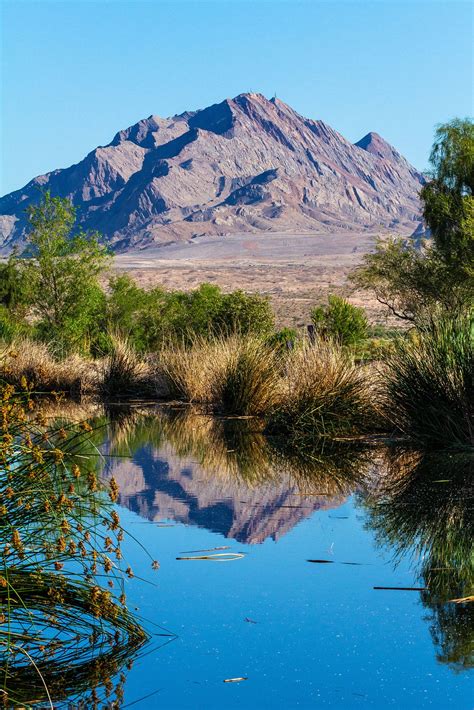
[0,93,424,252]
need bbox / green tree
[311,295,368,346]
[352,118,474,325]
[24,192,110,351]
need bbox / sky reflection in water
[98,408,472,709]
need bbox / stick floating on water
[373,586,428,591]
[176,553,245,562]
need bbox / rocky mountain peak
[355,131,402,161]
[0,94,425,253]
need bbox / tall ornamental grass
[382,314,473,448]
[159,334,280,415]
[267,340,377,445]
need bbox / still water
[86,407,473,709]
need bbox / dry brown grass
[267,340,378,443]
[157,337,220,403]
[158,335,281,415]
[0,339,96,395]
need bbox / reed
[0,384,150,704]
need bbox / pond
[95,407,473,709]
[4,404,473,708]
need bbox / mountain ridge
[0,93,425,252]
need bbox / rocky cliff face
[0,93,425,252]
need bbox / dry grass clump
[99,335,156,398]
[158,337,220,402]
[0,339,95,395]
[158,335,281,415]
[215,335,280,415]
[267,340,377,444]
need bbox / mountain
[0,93,425,252]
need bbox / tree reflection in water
[364,449,474,672]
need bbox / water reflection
[29,402,473,705]
[100,407,473,678]
[365,449,474,672]
[0,398,149,708]
[102,406,371,544]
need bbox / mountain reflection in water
[101,408,371,544]
[32,402,472,707]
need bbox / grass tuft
[1,339,94,395]
[99,334,155,398]
[267,340,377,444]
[382,314,474,448]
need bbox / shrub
[267,341,376,444]
[266,327,299,353]
[217,290,275,336]
[311,295,368,346]
[107,279,275,351]
[382,314,474,448]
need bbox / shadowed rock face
[0,93,425,252]
[104,442,345,545]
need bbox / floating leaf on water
[307,559,334,564]
[180,546,230,554]
[223,677,248,683]
[329,516,349,519]
[307,559,367,565]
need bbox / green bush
[106,278,274,350]
[266,327,299,352]
[311,295,368,346]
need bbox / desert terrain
[112,230,398,328]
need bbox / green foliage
[23,192,110,352]
[382,313,474,448]
[266,327,299,352]
[106,277,274,350]
[352,118,474,325]
[421,118,474,267]
[311,295,368,346]
[217,290,275,335]
[352,237,471,324]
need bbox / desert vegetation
[0,118,472,452]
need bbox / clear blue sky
[1,0,472,195]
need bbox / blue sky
[1,0,472,195]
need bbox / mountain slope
[0,93,425,252]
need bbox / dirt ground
[111,231,401,329]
